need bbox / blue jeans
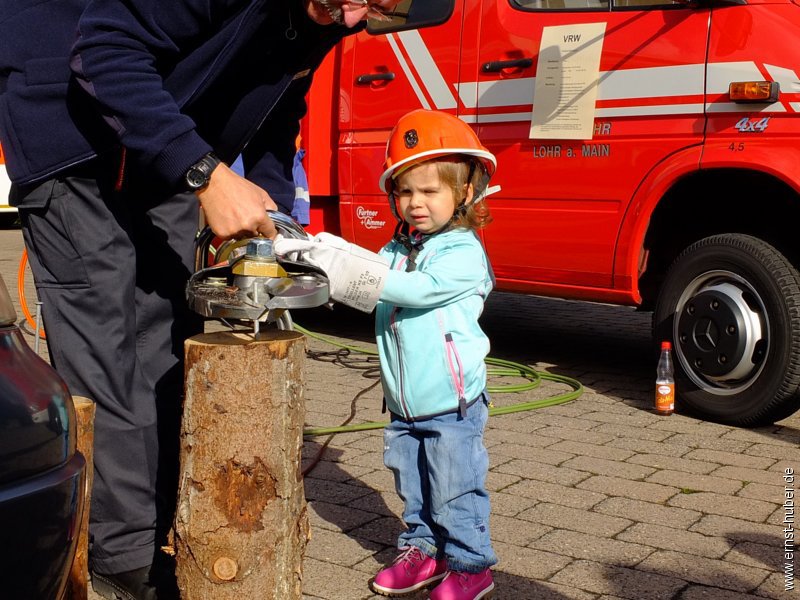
[383,395,497,573]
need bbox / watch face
[185,154,219,191]
[186,167,208,190]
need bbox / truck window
[512,0,609,10]
[512,0,680,9]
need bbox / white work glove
[274,232,389,313]
[272,232,313,263]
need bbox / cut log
[175,330,309,599]
[66,396,95,600]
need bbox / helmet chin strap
[391,221,422,272]
[392,220,413,251]
[391,208,460,273]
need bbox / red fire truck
[301,0,800,426]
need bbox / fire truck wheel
[653,233,800,426]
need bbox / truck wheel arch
[623,158,800,310]
[613,145,704,305]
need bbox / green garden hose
[295,323,583,437]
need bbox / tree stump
[66,396,95,600]
[175,330,309,599]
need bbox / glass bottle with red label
[655,341,675,416]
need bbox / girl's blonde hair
[433,156,493,230]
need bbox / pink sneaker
[430,569,494,600]
[370,546,447,596]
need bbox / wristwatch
[184,152,221,191]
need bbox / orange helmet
[379,110,496,193]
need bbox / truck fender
[613,145,704,304]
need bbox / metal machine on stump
[177,211,329,599]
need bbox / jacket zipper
[444,332,467,417]
[389,306,410,419]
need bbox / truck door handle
[356,72,396,84]
[481,58,533,73]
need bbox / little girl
[275,109,498,600]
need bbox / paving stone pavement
[1,220,797,600]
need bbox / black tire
[653,234,800,426]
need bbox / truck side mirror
[366,0,455,34]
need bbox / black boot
[91,562,178,600]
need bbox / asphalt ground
[1,218,797,600]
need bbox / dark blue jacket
[0,0,351,209]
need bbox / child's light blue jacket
[376,228,494,420]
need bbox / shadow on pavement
[303,441,582,599]
[725,532,787,573]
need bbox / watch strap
[185,152,221,191]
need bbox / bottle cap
[661,341,672,350]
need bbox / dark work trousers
[13,156,203,575]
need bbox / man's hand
[306,0,399,27]
[197,163,277,239]
[274,232,389,313]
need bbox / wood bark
[175,331,309,599]
[66,396,95,600]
